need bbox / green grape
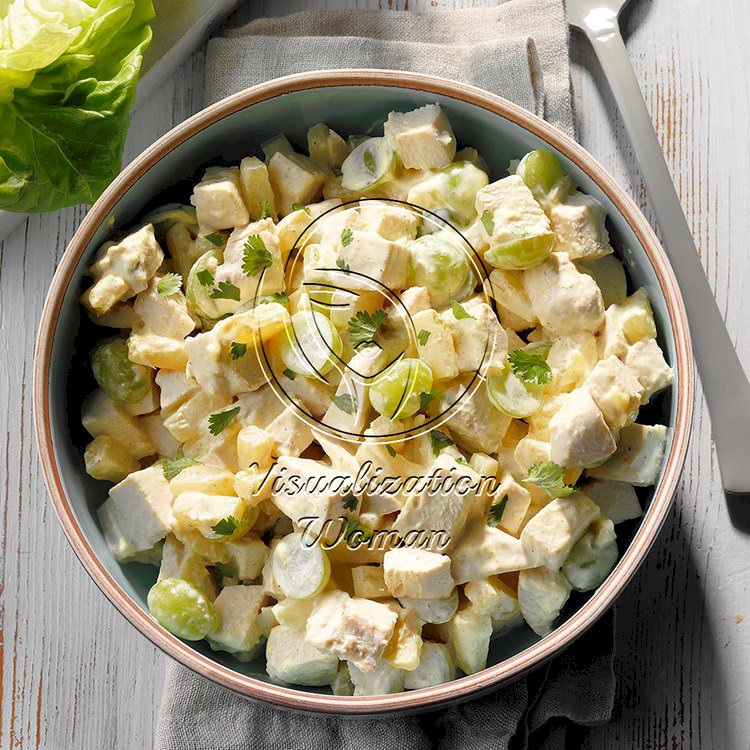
[370,358,433,419]
[562,519,618,592]
[341,137,396,191]
[271,532,331,599]
[407,235,474,307]
[484,231,555,271]
[147,578,218,641]
[516,149,569,201]
[439,161,489,221]
[91,338,152,403]
[279,310,343,378]
[487,364,543,418]
[185,249,226,324]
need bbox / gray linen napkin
[156,3,615,748]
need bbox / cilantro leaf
[282,368,296,381]
[208,406,241,436]
[343,492,359,511]
[508,348,553,385]
[525,461,577,498]
[341,228,354,247]
[332,393,357,415]
[260,199,272,219]
[230,341,247,360]
[204,232,225,247]
[419,390,441,410]
[156,273,182,297]
[451,300,474,320]
[196,269,214,287]
[260,291,289,306]
[292,203,307,212]
[348,309,386,349]
[215,560,238,579]
[209,281,241,301]
[212,515,239,536]
[242,235,273,277]
[488,494,509,526]
[480,210,494,236]
[162,457,201,481]
[336,257,351,274]
[455,456,470,467]
[417,329,431,346]
[363,149,376,174]
[430,429,454,456]
[386,445,397,458]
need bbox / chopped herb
[260,291,289,306]
[348,309,386,349]
[204,232,225,247]
[331,393,357,415]
[480,210,494,236]
[525,461,577,498]
[196,268,214,287]
[451,299,474,320]
[430,429,454,456]
[419,390,441,410]
[455,456,470,467]
[215,560,238,579]
[208,406,241,436]
[282,368,296,381]
[156,273,182,297]
[341,227,354,247]
[417,329,431,346]
[342,517,373,544]
[162,457,201,481]
[386,445,397,458]
[363,149,376,174]
[209,280,241,301]
[508,348,553,385]
[242,235,273,276]
[488,494,509,526]
[336,257,351,274]
[260,199,271,219]
[212,515,239,536]
[292,203,306,212]
[230,341,247,360]
[343,492,359,511]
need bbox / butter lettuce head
[0,0,154,212]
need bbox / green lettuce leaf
[0,0,154,213]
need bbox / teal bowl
[33,70,693,715]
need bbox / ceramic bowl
[33,70,693,715]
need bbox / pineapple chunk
[239,156,277,221]
[84,435,140,483]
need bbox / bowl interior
[48,84,679,695]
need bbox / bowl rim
[33,68,693,715]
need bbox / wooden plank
[0,0,747,747]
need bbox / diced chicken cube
[520,492,600,570]
[493,471,532,535]
[517,567,572,636]
[140,412,181,459]
[358,203,419,243]
[162,390,223,444]
[305,590,398,672]
[403,642,457,690]
[524,253,605,336]
[622,338,673,403]
[549,388,616,468]
[486,269,537,326]
[133,276,194,340]
[583,479,642,524]
[336,230,410,291]
[410,309,459,381]
[384,104,456,170]
[97,466,173,563]
[583,356,644,431]
[383,548,455,600]
[586,423,667,487]
[265,410,314,458]
[207,585,265,658]
[190,167,249,231]
[225,534,269,580]
[352,566,390,599]
[158,534,216,600]
[548,191,613,261]
[268,152,326,216]
[442,302,509,376]
[267,625,339,686]
[155,369,199,416]
[172,492,248,540]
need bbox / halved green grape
[141,203,198,237]
[185,249,226,324]
[516,148,570,201]
[399,589,459,624]
[341,137,396,191]
[487,364,543,418]
[562,517,618,592]
[407,235,474,307]
[483,231,555,271]
[271,532,331,599]
[91,338,152,403]
[370,358,433,420]
[147,578,218,641]
[279,310,343,378]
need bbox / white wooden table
[1,1,748,747]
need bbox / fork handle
[579,17,750,493]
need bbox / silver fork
[568,0,750,494]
